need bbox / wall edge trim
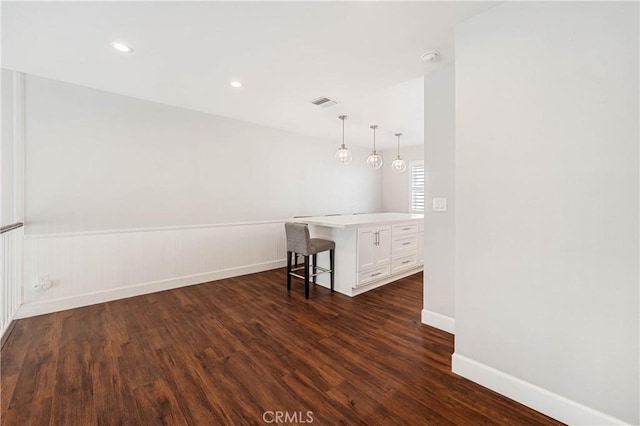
[25,219,286,240]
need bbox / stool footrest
[290,267,333,281]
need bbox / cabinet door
[357,228,377,270]
[418,231,424,264]
[375,226,392,265]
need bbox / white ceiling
[2,1,497,150]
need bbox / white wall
[381,144,423,212]
[23,74,381,234]
[1,69,15,225]
[10,72,382,316]
[421,62,455,333]
[454,2,638,424]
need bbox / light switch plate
[432,197,447,212]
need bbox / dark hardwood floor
[1,269,562,425]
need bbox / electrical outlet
[34,275,52,291]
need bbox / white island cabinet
[287,213,424,297]
[357,225,391,286]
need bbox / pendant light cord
[395,133,402,158]
[339,115,347,149]
[373,127,376,153]
[342,118,345,147]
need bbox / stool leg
[312,253,317,284]
[330,249,335,292]
[304,255,310,299]
[286,251,292,291]
[295,253,299,267]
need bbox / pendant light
[366,125,383,170]
[391,132,407,173]
[334,115,352,164]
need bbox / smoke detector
[421,51,440,63]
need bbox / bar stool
[284,222,335,299]
[292,216,311,267]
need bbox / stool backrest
[285,222,311,255]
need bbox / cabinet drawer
[392,253,418,273]
[392,236,418,253]
[392,222,418,236]
[357,265,390,287]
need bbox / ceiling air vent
[310,97,338,108]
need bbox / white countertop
[288,212,424,229]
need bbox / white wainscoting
[18,221,286,318]
[1,226,23,340]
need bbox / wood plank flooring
[1,269,562,425]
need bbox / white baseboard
[421,309,455,334]
[15,259,286,319]
[451,353,627,426]
[1,320,17,348]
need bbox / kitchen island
[288,213,424,296]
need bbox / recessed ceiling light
[230,81,242,88]
[111,42,133,53]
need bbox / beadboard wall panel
[1,227,23,339]
[19,222,286,317]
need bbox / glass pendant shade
[335,146,353,164]
[392,132,407,174]
[335,115,352,164]
[391,157,407,173]
[366,124,383,170]
[366,153,383,169]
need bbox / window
[410,161,424,213]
